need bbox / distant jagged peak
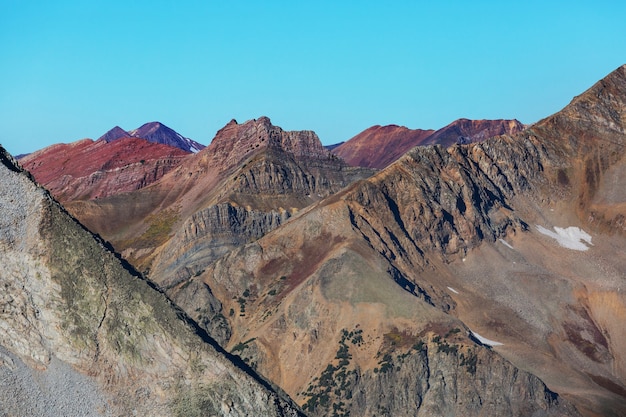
[129,121,205,153]
[97,121,205,153]
[128,121,169,139]
[206,116,331,165]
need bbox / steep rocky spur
[0,145,303,416]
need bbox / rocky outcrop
[0,145,303,416]
[344,132,545,269]
[155,203,292,288]
[303,334,578,417]
[205,117,336,172]
[149,203,293,344]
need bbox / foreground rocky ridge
[0,147,303,416]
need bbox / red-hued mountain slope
[333,118,524,169]
[20,137,190,200]
[331,125,434,169]
[423,118,525,147]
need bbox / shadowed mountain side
[0,145,304,416]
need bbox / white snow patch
[536,225,593,251]
[447,286,459,294]
[499,239,514,250]
[470,330,504,347]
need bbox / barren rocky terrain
[3,65,626,416]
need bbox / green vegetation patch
[133,207,180,249]
[302,328,361,417]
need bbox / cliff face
[305,334,576,417]
[150,203,293,345]
[0,146,303,416]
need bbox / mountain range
[2,65,626,416]
[332,118,525,169]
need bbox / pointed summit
[129,121,205,153]
[536,64,626,150]
[97,125,129,142]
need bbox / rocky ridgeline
[0,145,303,416]
[423,118,525,147]
[344,133,545,272]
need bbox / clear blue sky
[1,1,625,156]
